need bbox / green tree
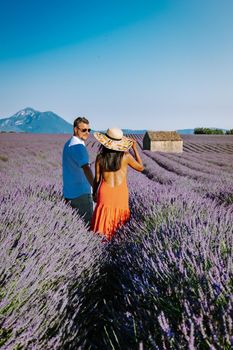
[194,128,224,135]
[194,128,205,134]
[211,129,224,134]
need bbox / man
[62,117,94,226]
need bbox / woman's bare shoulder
[123,151,132,161]
[122,152,128,160]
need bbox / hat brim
[94,132,133,151]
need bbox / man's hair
[73,117,89,128]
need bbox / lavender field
[0,133,233,350]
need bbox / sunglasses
[78,127,91,133]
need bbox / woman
[91,127,144,240]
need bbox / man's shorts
[65,193,93,227]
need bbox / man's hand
[92,192,97,203]
[82,164,94,187]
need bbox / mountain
[124,129,195,135]
[123,129,194,135]
[176,129,194,134]
[122,129,146,134]
[0,109,226,135]
[0,108,73,134]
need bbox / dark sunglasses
[78,127,91,133]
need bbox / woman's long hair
[98,146,124,172]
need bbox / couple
[62,117,144,240]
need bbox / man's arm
[82,164,94,187]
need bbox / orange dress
[91,177,130,240]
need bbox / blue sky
[0,0,232,130]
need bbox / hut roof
[145,131,182,141]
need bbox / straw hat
[94,128,133,151]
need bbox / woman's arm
[126,140,144,172]
[92,155,102,201]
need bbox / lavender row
[0,185,105,349]
[111,170,233,349]
[181,134,233,145]
[184,142,233,154]
[143,150,232,186]
[154,151,233,178]
[164,151,233,173]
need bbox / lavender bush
[115,171,233,348]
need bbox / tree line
[194,128,233,135]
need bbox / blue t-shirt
[62,136,91,199]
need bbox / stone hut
[143,131,183,153]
